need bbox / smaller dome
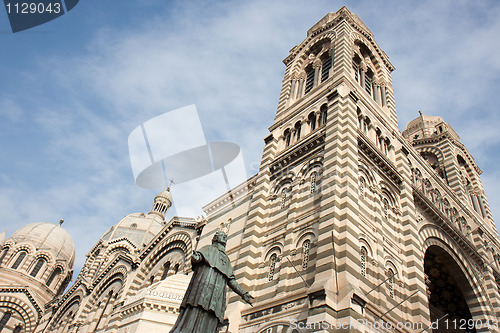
[10,222,75,268]
[148,188,173,219]
[100,190,173,247]
[100,213,164,247]
[404,114,444,133]
[402,113,460,142]
[156,189,172,202]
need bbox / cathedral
[1,6,499,333]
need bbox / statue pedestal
[116,273,191,333]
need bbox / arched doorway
[424,245,477,333]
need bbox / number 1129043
[6,2,62,14]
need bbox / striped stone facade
[196,7,500,333]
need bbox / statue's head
[212,231,227,246]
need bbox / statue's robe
[170,244,246,333]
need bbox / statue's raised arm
[170,231,253,333]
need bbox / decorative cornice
[357,130,402,186]
[269,131,325,181]
[413,186,484,267]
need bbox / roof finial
[418,110,423,116]
[59,219,64,226]
[167,178,175,191]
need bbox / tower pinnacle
[149,188,173,219]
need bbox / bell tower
[220,6,431,331]
[403,114,496,233]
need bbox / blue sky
[1,0,499,277]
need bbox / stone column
[381,84,387,106]
[471,194,480,213]
[291,129,297,145]
[329,47,335,76]
[478,195,488,218]
[313,59,322,87]
[297,78,304,99]
[373,79,380,104]
[300,119,308,137]
[288,79,296,104]
[360,62,366,89]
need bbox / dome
[100,190,172,248]
[404,114,444,133]
[403,113,460,142]
[100,213,164,247]
[10,222,75,268]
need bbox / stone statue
[170,231,253,333]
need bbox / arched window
[304,65,315,94]
[365,70,373,96]
[302,240,311,270]
[375,129,382,149]
[319,104,327,126]
[321,53,333,82]
[13,325,22,333]
[284,129,291,147]
[386,268,395,298]
[384,138,391,155]
[173,263,180,274]
[0,247,9,266]
[360,247,367,277]
[352,56,361,83]
[294,122,301,142]
[268,254,277,281]
[383,199,389,219]
[161,262,170,280]
[0,311,12,331]
[308,112,316,132]
[359,178,365,199]
[30,258,46,277]
[57,276,70,295]
[281,188,288,209]
[363,117,370,135]
[46,267,62,287]
[310,172,317,194]
[11,250,27,269]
